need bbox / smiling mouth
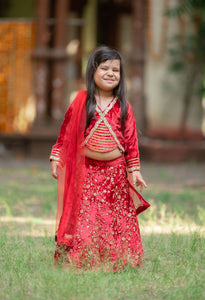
[104,78,115,82]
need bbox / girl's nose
[107,69,114,76]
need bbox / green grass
[0,164,56,217]
[140,188,205,226]
[0,230,204,300]
[0,160,205,300]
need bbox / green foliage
[166,0,205,16]
[165,0,205,128]
[166,0,205,66]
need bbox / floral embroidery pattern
[65,157,143,272]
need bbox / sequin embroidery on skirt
[55,156,144,272]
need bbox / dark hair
[85,46,127,133]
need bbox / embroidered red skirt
[55,156,144,271]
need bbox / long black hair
[85,46,127,133]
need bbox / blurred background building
[0,0,204,161]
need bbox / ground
[0,157,205,299]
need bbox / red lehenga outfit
[50,90,150,272]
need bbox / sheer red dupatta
[128,173,150,215]
[56,90,87,246]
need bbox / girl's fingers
[134,178,147,192]
[51,161,58,179]
[52,171,58,179]
[141,180,147,188]
[51,169,57,179]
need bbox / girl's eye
[101,67,107,70]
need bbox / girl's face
[94,59,120,94]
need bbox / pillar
[33,0,50,119]
[51,0,69,119]
[130,0,147,133]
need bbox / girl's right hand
[51,160,59,179]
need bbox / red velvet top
[50,93,140,172]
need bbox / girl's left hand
[131,170,147,192]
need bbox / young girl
[50,46,150,272]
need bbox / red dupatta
[56,90,87,246]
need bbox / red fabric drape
[56,90,87,245]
